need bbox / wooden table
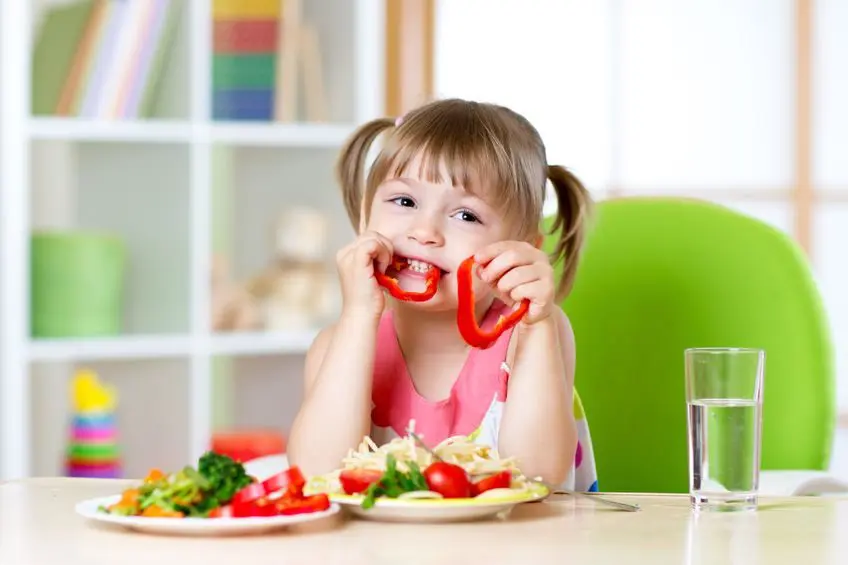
[2,478,846,565]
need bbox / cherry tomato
[423,462,471,499]
[470,470,512,496]
[339,469,383,495]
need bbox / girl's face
[365,155,512,311]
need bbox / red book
[213,20,278,53]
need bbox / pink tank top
[369,300,515,448]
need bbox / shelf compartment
[30,359,191,479]
[210,145,347,337]
[30,140,192,336]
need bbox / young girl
[287,98,593,489]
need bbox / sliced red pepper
[275,493,331,516]
[261,467,306,498]
[374,257,441,302]
[470,470,512,496]
[208,505,234,518]
[210,496,280,518]
[236,497,280,518]
[229,481,266,506]
[456,255,530,349]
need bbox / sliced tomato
[230,481,267,506]
[470,470,512,496]
[423,462,471,499]
[275,493,331,515]
[261,467,306,498]
[339,469,383,495]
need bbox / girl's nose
[407,217,444,246]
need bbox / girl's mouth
[376,255,446,302]
[386,256,447,279]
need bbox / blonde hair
[336,98,592,301]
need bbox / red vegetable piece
[456,255,530,349]
[339,469,383,495]
[208,505,234,518]
[470,470,512,496]
[230,481,266,506]
[275,493,331,515]
[374,257,441,302]
[423,462,472,499]
[261,467,306,498]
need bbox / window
[435,0,848,410]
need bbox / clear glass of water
[685,347,765,512]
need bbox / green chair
[547,197,835,494]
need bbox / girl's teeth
[406,259,433,273]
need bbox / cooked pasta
[304,421,534,496]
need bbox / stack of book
[212,0,281,121]
[32,0,180,119]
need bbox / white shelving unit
[0,0,385,479]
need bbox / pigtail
[546,165,593,301]
[335,117,396,231]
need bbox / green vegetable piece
[197,451,253,505]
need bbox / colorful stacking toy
[66,369,122,479]
[212,0,280,120]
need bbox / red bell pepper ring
[275,493,331,516]
[456,255,530,349]
[229,481,266,506]
[470,470,513,496]
[261,467,306,498]
[374,257,441,302]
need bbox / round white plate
[75,495,341,536]
[329,485,549,523]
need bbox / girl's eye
[390,196,416,208]
[454,209,481,224]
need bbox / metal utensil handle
[554,488,641,512]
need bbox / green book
[31,0,95,115]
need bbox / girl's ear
[533,232,544,249]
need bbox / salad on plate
[304,427,548,510]
[101,451,330,519]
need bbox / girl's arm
[497,308,577,485]
[286,312,380,476]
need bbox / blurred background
[0,0,845,482]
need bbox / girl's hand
[336,230,394,320]
[474,241,555,325]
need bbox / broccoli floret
[197,451,253,507]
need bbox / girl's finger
[508,280,553,322]
[478,248,534,284]
[495,265,543,297]
[473,241,514,265]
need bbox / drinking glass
[685,348,765,512]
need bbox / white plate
[329,484,549,523]
[75,495,341,536]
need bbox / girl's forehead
[391,152,494,196]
